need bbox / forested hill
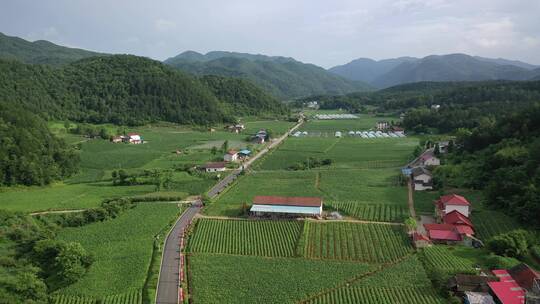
[0,55,288,125]
[0,32,105,65]
[164,51,373,99]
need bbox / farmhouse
[448,274,497,295]
[435,194,471,218]
[412,232,432,248]
[423,223,473,245]
[238,149,251,159]
[250,196,323,217]
[252,129,267,143]
[227,124,245,133]
[224,150,238,162]
[202,162,226,173]
[411,167,433,191]
[391,126,405,136]
[127,133,142,144]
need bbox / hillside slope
[0,55,287,125]
[328,57,417,83]
[164,51,372,99]
[0,32,104,65]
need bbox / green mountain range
[0,32,105,65]
[164,51,373,99]
[330,54,540,88]
[0,55,288,125]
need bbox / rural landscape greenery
[0,29,539,304]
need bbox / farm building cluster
[110,133,143,144]
[448,263,540,304]
[404,146,443,191]
[314,114,358,120]
[223,149,251,162]
[250,196,323,218]
[252,129,267,144]
[225,124,245,133]
[413,194,479,247]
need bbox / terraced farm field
[472,209,522,240]
[301,222,412,263]
[188,219,303,257]
[421,246,479,274]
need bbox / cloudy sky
[1,0,539,68]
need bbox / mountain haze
[164,51,372,99]
[0,32,105,65]
[331,53,540,88]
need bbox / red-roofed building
[409,148,440,167]
[435,194,471,218]
[202,162,226,172]
[443,210,475,236]
[424,223,463,243]
[489,265,540,304]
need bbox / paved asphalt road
[155,202,201,304]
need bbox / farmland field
[421,245,482,274]
[327,202,408,222]
[472,209,522,241]
[188,254,374,304]
[305,287,445,304]
[188,219,303,257]
[299,115,399,132]
[54,203,183,298]
[300,221,412,263]
[51,289,142,304]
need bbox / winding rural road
[155,202,201,304]
[155,117,304,303]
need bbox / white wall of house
[444,205,470,217]
[414,182,433,191]
[414,174,431,183]
[224,153,238,162]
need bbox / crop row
[307,287,445,304]
[188,219,303,257]
[328,202,407,222]
[471,210,521,241]
[302,222,411,263]
[52,289,142,304]
[421,246,475,273]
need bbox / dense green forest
[0,32,105,66]
[434,103,540,226]
[164,51,372,99]
[0,104,79,186]
[0,55,288,125]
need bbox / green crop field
[300,222,412,263]
[472,209,522,241]
[327,202,408,222]
[299,115,398,132]
[0,182,155,212]
[258,137,417,170]
[188,253,374,304]
[421,246,482,274]
[51,289,142,304]
[188,219,303,257]
[54,203,183,298]
[305,287,445,304]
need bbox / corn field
[306,287,446,304]
[51,289,142,304]
[328,202,407,222]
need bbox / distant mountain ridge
[164,51,373,99]
[330,53,540,88]
[0,32,105,65]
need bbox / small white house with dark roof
[412,167,433,191]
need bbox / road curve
[155,202,201,304]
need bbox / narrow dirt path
[30,209,86,216]
[407,176,416,218]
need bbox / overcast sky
[1,0,540,68]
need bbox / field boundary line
[322,138,340,153]
[296,253,414,304]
